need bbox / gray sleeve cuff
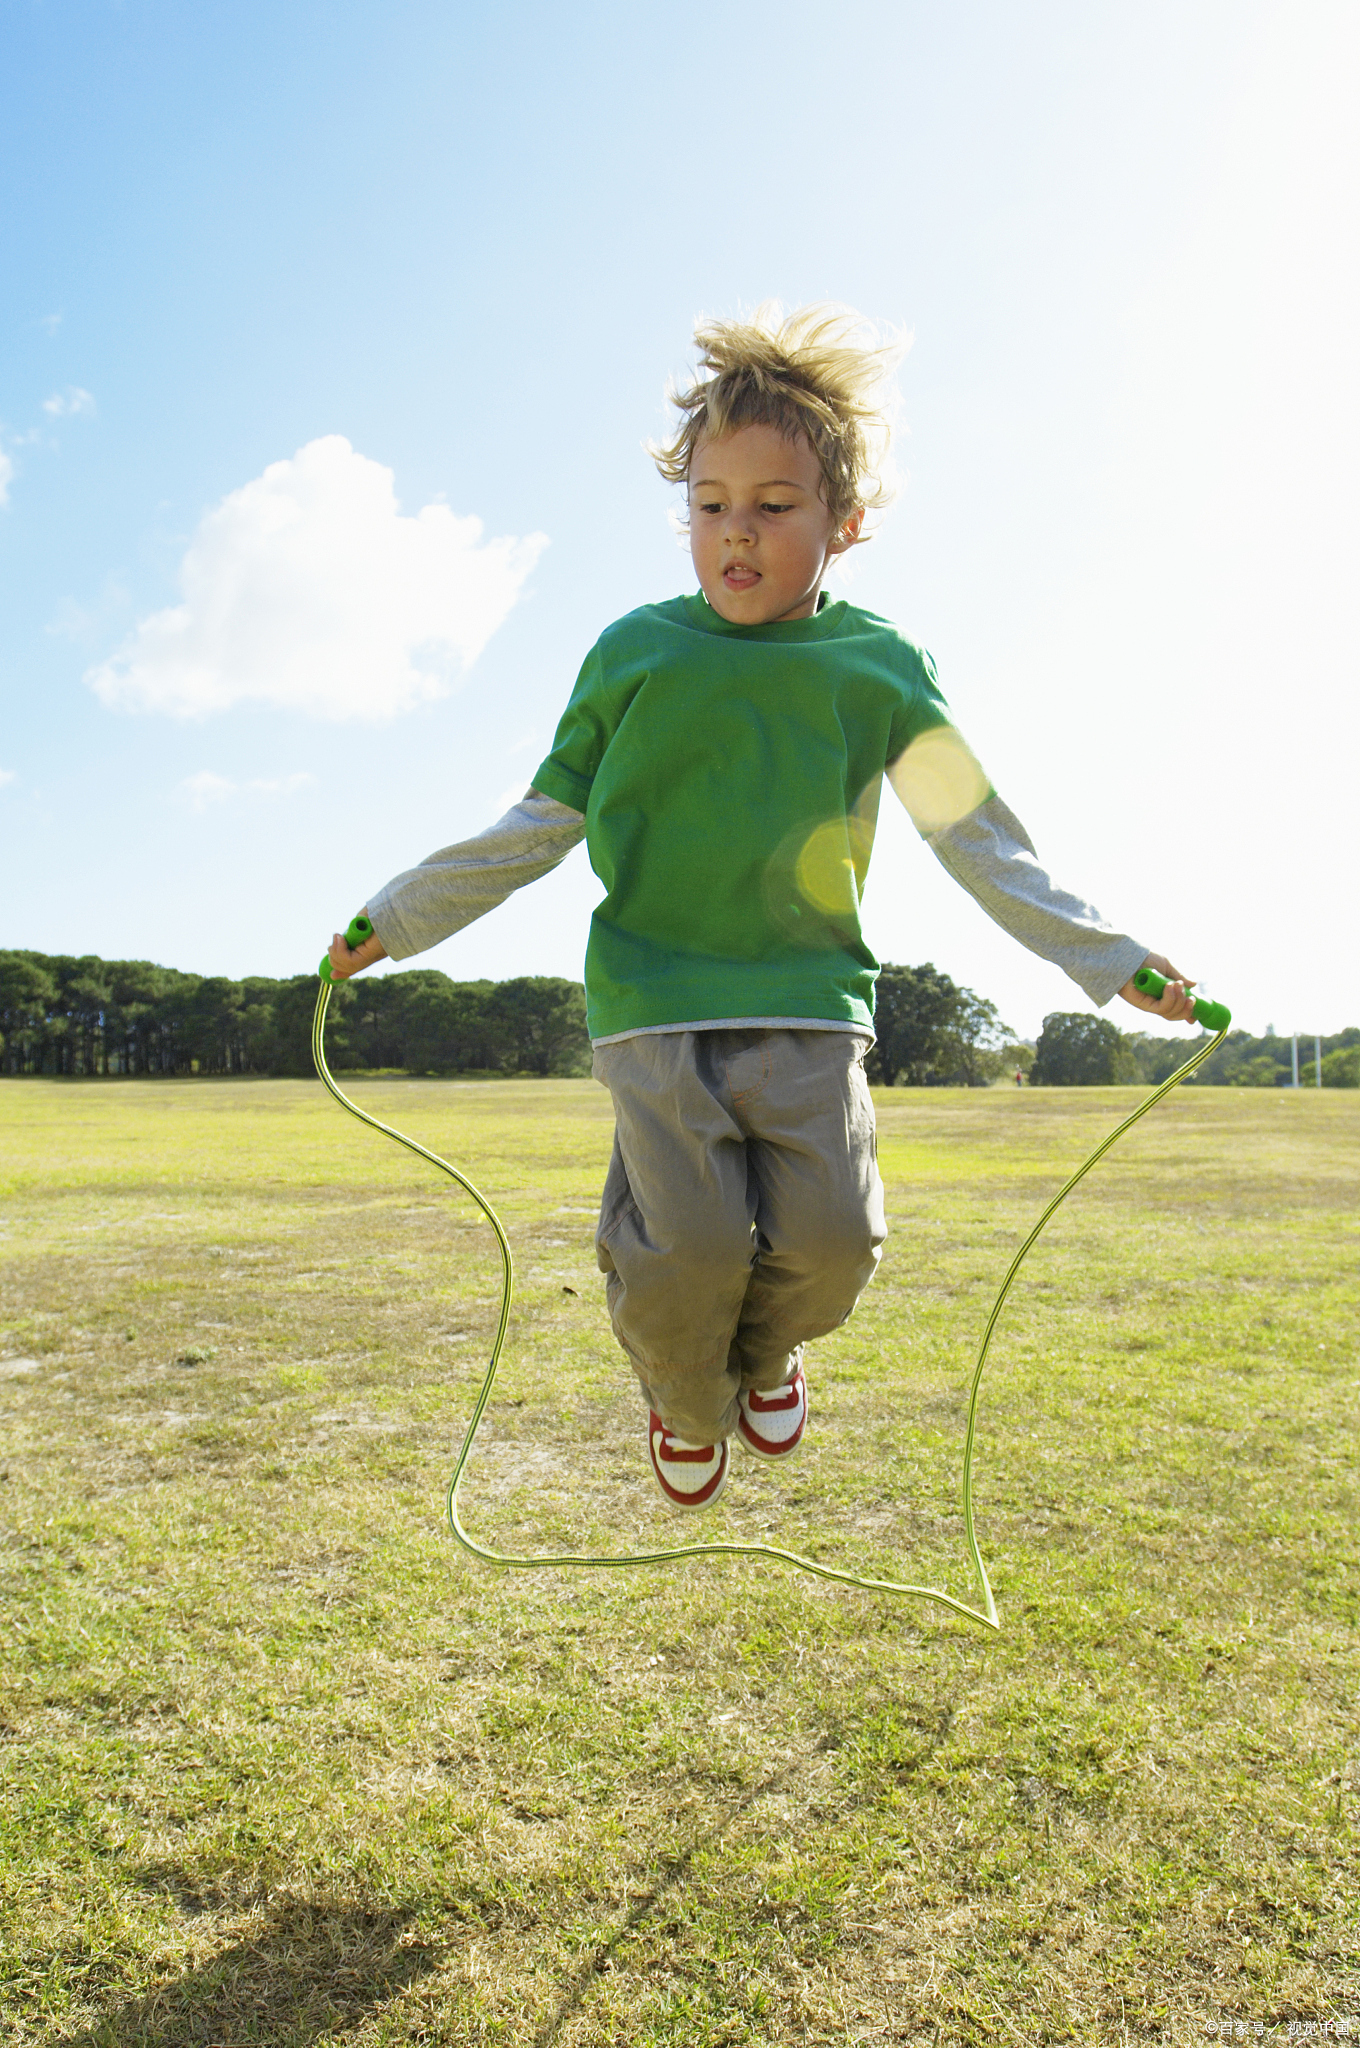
[924,794,1147,1007]
[367,791,586,961]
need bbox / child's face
[687,424,861,625]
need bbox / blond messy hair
[650,301,905,536]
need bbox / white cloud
[178,770,314,812]
[42,386,95,418]
[0,768,16,788]
[39,313,62,336]
[89,436,547,722]
[0,447,11,509]
[180,771,235,809]
[252,772,314,798]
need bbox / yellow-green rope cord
[313,983,1228,1631]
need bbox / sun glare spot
[887,725,991,834]
[794,821,864,916]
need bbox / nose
[723,500,757,545]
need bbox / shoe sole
[737,1417,805,1460]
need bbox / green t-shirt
[532,592,953,1040]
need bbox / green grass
[1,1075,1357,2045]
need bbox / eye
[695,499,724,515]
[760,501,795,515]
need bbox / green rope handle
[313,978,1228,1630]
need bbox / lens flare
[763,798,879,945]
[888,724,990,833]
[794,820,861,915]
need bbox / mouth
[722,562,760,591]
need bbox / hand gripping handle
[1133,965,1231,1032]
[318,914,374,983]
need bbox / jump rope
[315,918,1230,1631]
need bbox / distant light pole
[1316,1035,1322,1089]
[1291,1034,1300,1088]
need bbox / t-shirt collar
[683,589,846,640]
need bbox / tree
[239,977,287,1073]
[102,961,202,1073]
[341,973,410,1070]
[275,973,353,1075]
[866,962,961,1086]
[1030,1012,1137,1086]
[400,977,501,1074]
[935,988,1014,1087]
[0,953,58,1074]
[103,960,169,1074]
[187,976,246,1074]
[61,959,113,1074]
[1231,1054,1287,1088]
[1320,1045,1360,1087]
[485,977,591,1076]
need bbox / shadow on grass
[55,1885,438,2048]
[532,1701,956,2048]
[529,1783,785,2048]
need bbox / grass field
[1,1074,1357,2046]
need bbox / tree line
[0,950,1022,1084]
[0,951,592,1079]
[1029,1011,1360,1088]
[2,948,1355,1085]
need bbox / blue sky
[3,0,1356,1038]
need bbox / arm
[886,728,1196,1021]
[326,789,586,980]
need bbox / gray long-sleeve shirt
[367,781,1146,1041]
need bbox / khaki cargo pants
[592,1028,886,1443]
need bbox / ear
[827,506,866,556]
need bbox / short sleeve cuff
[532,758,593,810]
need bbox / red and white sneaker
[647,1412,730,1511]
[737,1366,808,1460]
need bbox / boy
[327,304,1197,1511]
